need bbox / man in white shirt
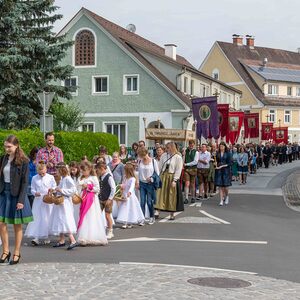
[197,144,211,199]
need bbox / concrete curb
[282,170,300,213]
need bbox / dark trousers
[264,157,270,168]
[139,181,156,218]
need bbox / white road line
[196,202,202,207]
[159,211,183,223]
[199,210,231,225]
[112,237,268,245]
[189,203,197,207]
[119,262,257,275]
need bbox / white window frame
[268,84,279,95]
[72,27,97,69]
[296,87,300,97]
[92,75,109,95]
[287,86,292,96]
[284,110,291,124]
[103,121,128,145]
[269,109,276,123]
[212,68,220,80]
[61,76,78,96]
[190,79,194,96]
[80,122,95,133]
[123,74,139,95]
[183,76,188,94]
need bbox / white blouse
[158,153,183,182]
[3,160,11,183]
[138,159,159,183]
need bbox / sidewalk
[1,263,300,299]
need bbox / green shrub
[0,129,119,162]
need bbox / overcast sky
[54,0,300,68]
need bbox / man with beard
[36,132,64,175]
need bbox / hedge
[0,129,119,162]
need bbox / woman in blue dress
[214,142,232,206]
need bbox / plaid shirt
[36,146,64,175]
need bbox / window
[105,123,126,144]
[190,80,194,95]
[212,68,219,80]
[92,76,109,95]
[123,75,139,94]
[269,109,276,123]
[75,30,95,66]
[183,77,188,93]
[284,110,291,123]
[82,123,95,132]
[63,76,78,96]
[200,84,205,97]
[287,86,292,96]
[268,84,278,95]
[297,87,300,97]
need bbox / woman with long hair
[214,142,232,206]
[155,142,184,220]
[119,145,131,164]
[0,135,33,264]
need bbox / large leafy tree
[0,0,73,129]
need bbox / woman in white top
[137,147,159,225]
[155,142,184,220]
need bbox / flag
[272,127,288,144]
[244,113,259,138]
[261,123,273,140]
[192,96,219,139]
[217,104,229,138]
[226,111,244,144]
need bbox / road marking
[199,210,231,225]
[112,237,268,245]
[196,202,202,207]
[189,203,197,207]
[119,262,258,275]
[159,211,183,223]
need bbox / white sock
[184,186,189,199]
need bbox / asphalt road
[7,164,300,284]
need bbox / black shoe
[204,194,208,199]
[184,199,189,204]
[31,240,39,246]
[9,254,20,265]
[0,252,11,263]
[191,198,195,203]
[154,214,160,220]
[53,242,66,248]
[169,216,175,221]
[67,242,78,250]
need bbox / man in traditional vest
[183,140,198,204]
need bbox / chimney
[232,34,243,46]
[246,35,255,48]
[164,44,177,60]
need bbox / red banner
[261,123,273,140]
[218,104,229,138]
[226,111,244,144]
[244,113,259,138]
[272,127,288,144]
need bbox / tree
[0,0,73,129]
[51,101,85,131]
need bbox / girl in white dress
[117,163,145,228]
[48,162,78,250]
[69,161,81,226]
[77,162,107,246]
[25,161,56,245]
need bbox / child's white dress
[48,176,77,235]
[77,176,107,245]
[72,176,80,226]
[116,177,145,225]
[25,173,56,239]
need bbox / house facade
[58,8,241,146]
[200,35,300,142]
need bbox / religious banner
[145,128,195,141]
[261,123,273,140]
[192,96,219,139]
[244,113,259,138]
[226,111,244,144]
[217,104,229,138]
[272,127,288,144]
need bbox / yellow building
[200,35,300,142]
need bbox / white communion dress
[25,173,56,239]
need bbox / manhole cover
[187,277,251,288]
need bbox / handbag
[151,159,162,190]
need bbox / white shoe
[31,238,39,246]
[106,229,114,239]
[138,222,145,226]
[43,239,51,245]
[224,196,229,205]
[219,200,224,206]
[148,218,155,225]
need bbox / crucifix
[265,114,270,123]
[213,91,220,97]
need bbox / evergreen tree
[0,0,73,129]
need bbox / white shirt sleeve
[185,151,199,167]
[108,175,116,200]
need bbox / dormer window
[268,84,278,95]
[75,30,95,66]
[212,68,220,80]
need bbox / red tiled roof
[217,41,300,107]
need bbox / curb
[282,170,300,213]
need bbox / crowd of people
[0,132,299,265]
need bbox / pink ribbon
[77,183,94,230]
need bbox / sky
[54,0,300,68]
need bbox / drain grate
[188,277,252,288]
